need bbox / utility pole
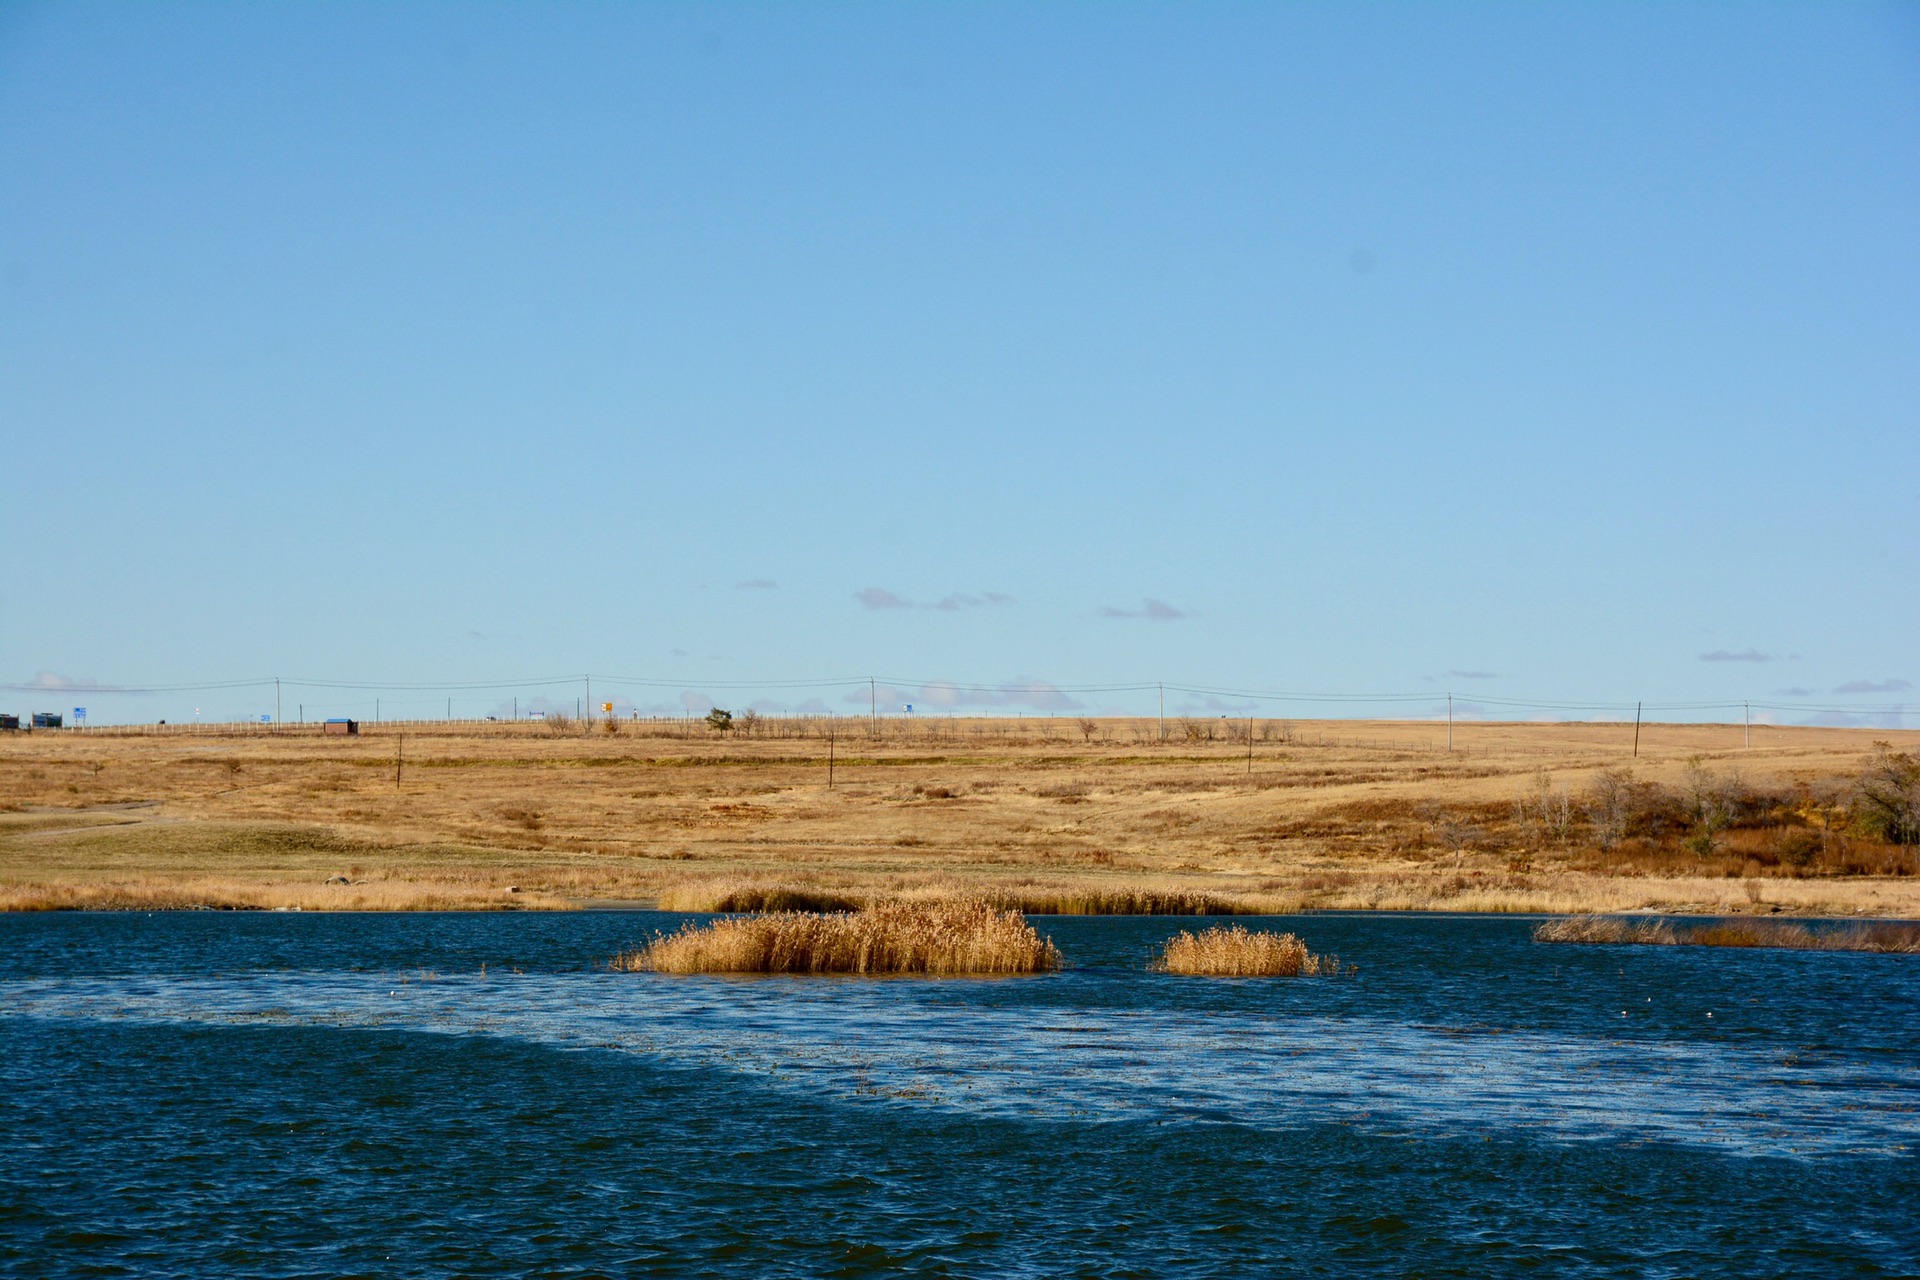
[1744,701,1751,749]
[447,696,451,721]
[275,677,281,728]
[1447,693,1453,753]
[396,733,404,790]
[1633,702,1642,759]
[828,716,835,788]
[1158,683,1165,742]
[870,677,876,724]
[1246,716,1254,776]
[376,698,380,723]
[584,676,591,729]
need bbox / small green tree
[704,707,734,733]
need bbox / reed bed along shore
[1534,914,1920,953]
[612,900,1062,976]
[652,875,1289,917]
[0,875,568,913]
[1156,924,1336,976]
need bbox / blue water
[2,912,1916,1277]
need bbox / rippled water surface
[3,911,1917,1277]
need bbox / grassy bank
[1534,915,1920,953]
[4,719,1916,916]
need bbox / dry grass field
[2,715,1917,917]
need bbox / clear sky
[2,2,1916,725]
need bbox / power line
[3,671,1910,721]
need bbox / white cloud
[855,587,1014,611]
[1698,649,1773,663]
[3,671,147,694]
[1098,598,1190,621]
[1834,678,1912,695]
[845,679,1081,713]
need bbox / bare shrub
[542,713,573,736]
[1584,767,1636,850]
[1433,810,1481,856]
[1077,718,1097,743]
[1180,718,1212,743]
[1681,758,1737,856]
[1856,745,1920,846]
[1514,772,1575,847]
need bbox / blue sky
[2,2,1916,725]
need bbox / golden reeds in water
[612,900,1062,976]
[653,876,1289,917]
[652,879,863,914]
[1535,915,1920,953]
[1156,925,1335,977]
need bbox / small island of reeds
[1534,915,1920,953]
[611,899,1062,976]
[1156,924,1337,976]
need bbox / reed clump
[985,886,1269,916]
[653,878,863,914]
[653,875,1298,916]
[612,899,1062,976]
[1535,914,1920,953]
[1156,924,1335,976]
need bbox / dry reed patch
[1156,924,1335,976]
[1534,915,1920,953]
[612,900,1061,976]
[0,876,569,913]
[654,878,862,913]
[649,873,1301,916]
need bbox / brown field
[1,716,1916,916]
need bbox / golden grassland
[1534,914,1920,952]
[1157,924,1335,976]
[612,899,1060,975]
[1,716,1916,916]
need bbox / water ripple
[7,970,1914,1159]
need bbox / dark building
[322,718,359,736]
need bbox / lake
[3,911,1916,1276]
